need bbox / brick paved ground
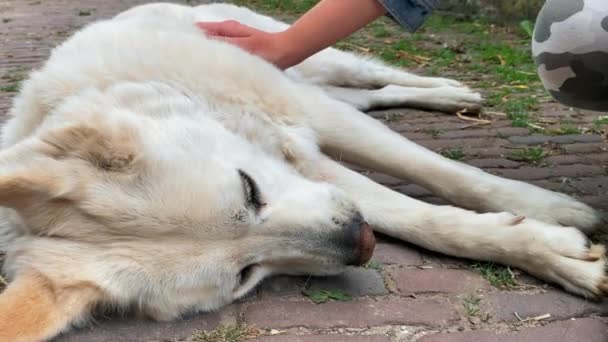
[1,1,607,341]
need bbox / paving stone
[466,158,521,168]
[563,142,607,154]
[54,310,224,342]
[244,298,458,329]
[495,127,531,136]
[390,268,490,294]
[257,275,310,297]
[585,152,608,163]
[508,134,603,145]
[570,177,608,194]
[489,165,604,181]
[437,128,508,139]
[544,154,585,165]
[307,267,387,296]
[372,241,424,266]
[529,179,576,193]
[255,334,390,342]
[578,194,608,211]
[488,291,608,321]
[465,146,513,158]
[418,137,505,150]
[420,318,608,342]
[258,267,386,298]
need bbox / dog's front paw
[420,76,466,88]
[513,220,607,298]
[487,180,604,234]
[430,86,483,113]
[472,213,607,298]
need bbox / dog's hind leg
[291,48,481,113]
[322,85,482,113]
[292,47,465,89]
[306,96,604,233]
[0,270,102,342]
[313,155,608,299]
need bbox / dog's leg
[305,96,603,232]
[322,85,482,113]
[313,156,607,298]
[291,48,482,113]
[292,47,465,89]
[0,271,101,342]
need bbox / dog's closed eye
[238,169,266,211]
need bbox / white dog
[0,3,605,341]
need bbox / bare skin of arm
[196,0,387,69]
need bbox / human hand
[196,20,296,69]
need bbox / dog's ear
[0,123,141,210]
[40,123,141,172]
[0,271,102,342]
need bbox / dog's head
[0,93,374,322]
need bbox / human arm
[196,0,387,69]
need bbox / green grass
[229,0,318,14]
[1,66,28,83]
[302,289,352,304]
[191,325,251,342]
[0,84,18,92]
[549,125,582,135]
[591,116,608,134]
[1,66,29,93]
[424,128,443,139]
[363,260,383,271]
[519,20,534,38]
[462,295,481,316]
[507,147,546,165]
[383,112,404,122]
[471,262,517,288]
[503,97,539,128]
[371,23,390,38]
[594,116,608,125]
[441,148,465,160]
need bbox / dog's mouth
[233,263,269,299]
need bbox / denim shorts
[378,0,440,32]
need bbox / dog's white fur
[0,3,605,341]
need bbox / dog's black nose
[345,213,376,266]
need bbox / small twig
[461,122,490,129]
[456,109,492,125]
[537,118,557,124]
[507,267,515,279]
[532,313,551,321]
[527,123,545,130]
[514,312,551,322]
[396,51,431,63]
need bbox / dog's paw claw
[581,244,606,262]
